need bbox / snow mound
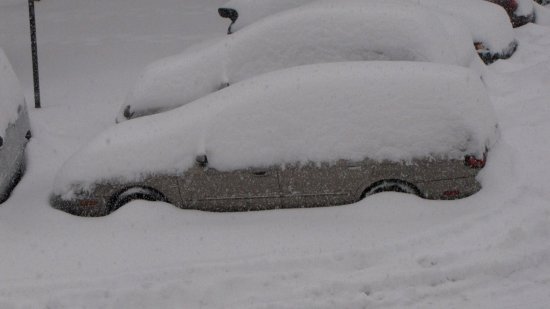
[0,48,24,136]
[516,0,535,16]
[120,0,479,121]
[56,61,497,194]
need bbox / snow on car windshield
[56,61,497,195]
[122,0,479,121]
[0,48,24,136]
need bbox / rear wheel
[361,180,422,199]
[109,187,167,213]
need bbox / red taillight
[490,0,518,14]
[442,190,461,198]
[464,154,486,169]
[504,0,518,14]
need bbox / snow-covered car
[0,49,31,204]
[52,61,498,217]
[485,0,536,27]
[218,0,519,64]
[117,0,481,122]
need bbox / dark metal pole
[28,0,41,108]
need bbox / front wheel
[109,187,167,213]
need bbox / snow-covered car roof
[56,61,498,196]
[0,48,25,137]
[220,0,517,57]
[119,0,480,122]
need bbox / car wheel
[110,187,167,213]
[361,180,422,199]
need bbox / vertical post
[28,0,41,108]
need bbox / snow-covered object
[57,61,498,195]
[0,48,24,137]
[221,0,516,53]
[119,0,480,122]
[407,0,516,52]
[516,0,535,16]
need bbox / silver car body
[52,62,497,216]
[51,157,483,217]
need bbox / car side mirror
[218,8,238,34]
[195,154,208,167]
[0,136,3,148]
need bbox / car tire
[361,180,422,199]
[110,187,167,213]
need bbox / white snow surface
[0,47,24,136]
[222,0,516,53]
[55,61,497,195]
[122,0,481,121]
[516,0,536,16]
[1,0,550,308]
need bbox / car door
[278,160,368,208]
[178,161,281,211]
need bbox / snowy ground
[1,0,550,308]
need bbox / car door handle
[252,170,268,176]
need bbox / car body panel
[50,156,484,216]
[178,165,281,211]
[278,160,365,208]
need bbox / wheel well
[108,186,167,212]
[361,179,423,199]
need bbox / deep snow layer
[1,0,550,308]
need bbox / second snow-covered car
[218,0,519,64]
[117,0,480,122]
[52,61,497,216]
[0,48,31,204]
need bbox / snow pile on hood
[56,61,497,194]
[120,0,479,122]
[0,48,24,136]
[221,0,516,54]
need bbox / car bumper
[49,193,109,217]
[417,176,482,200]
[477,40,518,64]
